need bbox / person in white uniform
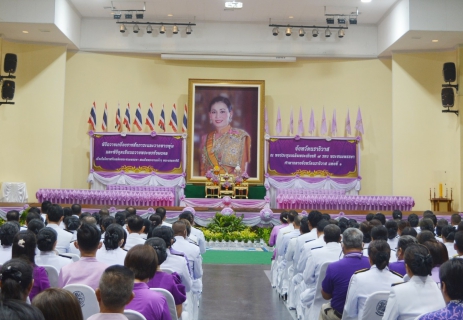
[124,215,146,250]
[35,227,73,271]
[343,240,403,320]
[45,204,73,254]
[179,210,206,255]
[293,211,323,270]
[382,244,446,320]
[96,224,127,266]
[0,222,20,265]
[441,225,458,257]
[386,220,400,250]
[156,207,172,228]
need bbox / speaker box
[1,81,15,100]
[442,88,454,107]
[443,62,456,83]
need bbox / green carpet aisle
[202,250,273,265]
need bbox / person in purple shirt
[146,237,186,319]
[269,211,289,257]
[389,235,418,276]
[125,244,172,320]
[418,258,463,320]
[0,258,35,301]
[11,230,50,301]
[320,228,370,320]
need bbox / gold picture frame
[187,79,265,184]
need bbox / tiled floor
[198,264,295,320]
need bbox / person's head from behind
[365,213,375,221]
[342,228,363,252]
[126,207,137,218]
[96,265,134,313]
[101,216,116,233]
[41,201,52,214]
[145,237,168,265]
[322,213,331,221]
[422,240,448,268]
[404,244,433,277]
[368,240,391,270]
[98,208,110,219]
[114,211,127,226]
[436,219,449,237]
[316,220,329,235]
[0,258,34,301]
[80,214,97,226]
[360,222,372,244]
[180,219,192,236]
[209,96,233,131]
[0,299,44,320]
[127,215,144,234]
[307,210,323,230]
[279,211,289,224]
[155,207,167,221]
[149,214,162,230]
[373,213,386,225]
[32,288,83,320]
[124,244,158,281]
[149,226,174,247]
[104,224,125,250]
[27,219,45,235]
[178,211,194,225]
[407,213,419,227]
[6,210,20,222]
[401,227,417,238]
[455,231,463,255]
[396,235,418,260]
[287,210,298,224]
[37,227,58,252]
[397,220,410,236]
[417,230,436,244]
[371,225,388,241]
[63,207,72,219]
[385,220,398,240]
[71,204,81,216]
[92,212,102,226]
[76,223,101,255]
[172,220,187,238]
[439,258,463,303]
[323,224,341,244]
[392,210,403,220]
[442,225,457,243]
[64,216,81,231]
[26,211,42,226]
[451,213,461,226]
[12,230,37,264]
[419,218,435,233]
[47,204,64,223]
[0,222,20,246]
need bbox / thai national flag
[87,101,96,131]
[158,105,166,132]
[146,103,155,131]
[115,103,122,131]
[169,104,178,132]
[102,103,108,131]
[123,103,131,131]
[182,104,188,132]
[134,103,143,131]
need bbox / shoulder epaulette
[59,254,72,259]
[63,229,73,234]
[305,239,315,243]
[70,240,76,244]
[354,268,369,274]
[453,254,460,258]
[389,270,403,278]
[172,252,185,257]
[283,231,291,235]
[311,246,323,250]
[392,281,405,287]
[122,248,128,252]
[188,239,199,246]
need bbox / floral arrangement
[223,180,231,189]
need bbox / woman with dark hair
[382,244,446,320]
[0,299,44,320]
[32,288,83,320]
[0,258,34,301]
[12,230,50,301]
[359,222,372,249]
[96,224,127,266]
[441,225,458,257]
[422,240,449,283]
[199,96,251,175]
[124,244,172,320]
[386,220,399,250]
[418,258,463,319]
[149,214,163,231]
[0,222,20,264]
[343,240,403,319]
[27,219,45,235]
[389,235,418,276]
[146,237,187,319]
[64,215,81,241]
[35,227,73,271]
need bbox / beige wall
[392,51,460,211]
[0,40,67,201]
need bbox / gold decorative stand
[205,173,248,199]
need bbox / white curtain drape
[1,182,28,203]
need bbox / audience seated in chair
[125,216,146,250]
[32,288,84,320]
[46,204,73,253]
[0,299,44,320]
[0,258,34,301]
[0,222,19,265]
[388,235,418,276]
[96,224,127,266]
[35,227,73,271]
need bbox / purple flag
[297,107,304,136]
[289,108,294,135]
[331,109,337,136]
[308,108,315,135]
[320,107,327,136]
[345,109,351,136]
[355,107,364,134]
[276,107,282,135]
[265,106,269,134]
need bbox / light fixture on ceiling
[326,17,335,24]
[272,27,279,36]
[186,24,193,34]
[116,21,196,36]
[136,13,144,19]
[113,12,121,19]
[338,18,346,24]
[325,28,331,37]
[120,24,126,33]
[146,24,152,34]
[298,28,305,37]
[432,39,439,42]
[125,13,132,19]
[269,19,346,39]
[133,24,140,33]
[285,27,292,36]
[22,31,29,34]
[160,25,166,34]
[225,1,243,9]
[349,17,358,24]
[361,0,372,3]
[173,25,179,34]
[168,14,173,17]
[312,29,319,37]
[338,28,345,38]
[324,6,359,25]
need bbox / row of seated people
[270,210,463,320]
[0,202,206,320]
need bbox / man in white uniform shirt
[293,211,323,269]
[124,215,146,250]
[179,210,206,255]
[278,215,301,299]
[454,232,463,259]
[0,222,20,265]
[46,204,73,254]
[156,207,172,228]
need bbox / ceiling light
[136,13,144,19]
[120,24,126,33]
[160,25,166,34]
[168,14,173,17]
[349,17,357,24]
[186,25,192,35]
[173,25,179,34]
[225,1,243,9]
[338,29,345,38]
[326,17,335,24]
[146,24,153,34]
[125,13,132,19]
[338,18,346,24]
[312,29,319,37]
[22,31,29,34]
[113,13,121,19]
[272,27,279,36]
[325,28,331,37]
[285,27,292,36]
[133,24,139,33]
[289,16,293,19]
[432,39,439,42]
[361,0,372,2]
[298,28,305,37]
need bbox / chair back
[63,284,99,319]
[150,287,178,320]
[124,309,147,320]
[306,261,331,319]
[360,291,390,320]
[42,265,59,287]
[60,253,80,262]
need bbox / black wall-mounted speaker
[1,81,15,100]
[443,62,456,83]
[442,88,455,107]
[3,53,17,74]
